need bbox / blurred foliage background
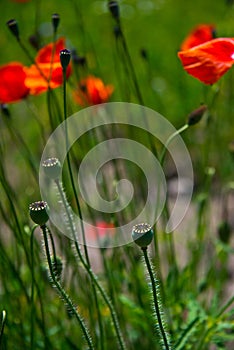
[0,1,234,349]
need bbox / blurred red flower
[0,62,30,103]
[25,37,72,95]
[180,24,216,51]
[73,75,114,106]
[86,221,115,241]
[178,38,234,84]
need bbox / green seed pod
[60,49,71,70]
[29,201,49,226]
[7,19,19,40]
[42,157,61,180]
[52,13,60,33]
[132,223,154,248]
[108,1,120,21]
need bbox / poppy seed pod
[60,49,71,70]
[132,223,154,248]
[52,13,60,32]
[7,19,19,40]
[187,105,207,126]
[108,1,120,21]
[42,157,61,180]
[29,201,49,226]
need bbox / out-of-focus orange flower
[180,24,216,50]
[178,38,234,84]
[0,62,30,103]
[73,75,114,106]
[25,37,72,95]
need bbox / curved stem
[142,247,171,350]
[160,124,189,166]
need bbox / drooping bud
[60,49,71,71]
[132,223,154,248]
[7,19,20,40]
[187,104,207,126]
[52,13,60,33]
[108,1,120,21]
[29,201,49,226]
[42,157,61,180]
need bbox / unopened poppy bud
[42,157,61,180]
[28,34,40,50]
[108,1,120,21]
[218,220,231,244]
[1,104,10,117]
[29,201,49,226]
[52,13,60,32]
[187,104,207,126]
[132,223,154,248]
[60,49,71,70]
[7,19,19,40]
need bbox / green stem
[217,295,234,318]
[62,68,89,263]
[142,247,171,350]
[30,225,37,350]
[55,179,126,350]
[41,224,94,350]
[160,124,189,166]
[62,68,105,348]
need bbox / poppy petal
[0,62,30,103]
[180,24,216,50]
[73,76,114,106]
[36,37,66,64]
[178,38,234,84]
[24,38,72,95]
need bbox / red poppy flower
[0,62,30,103]
[73,75,114,106]
[178,38,234,84]
[180,24,216,50]
[25,37,72,95]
